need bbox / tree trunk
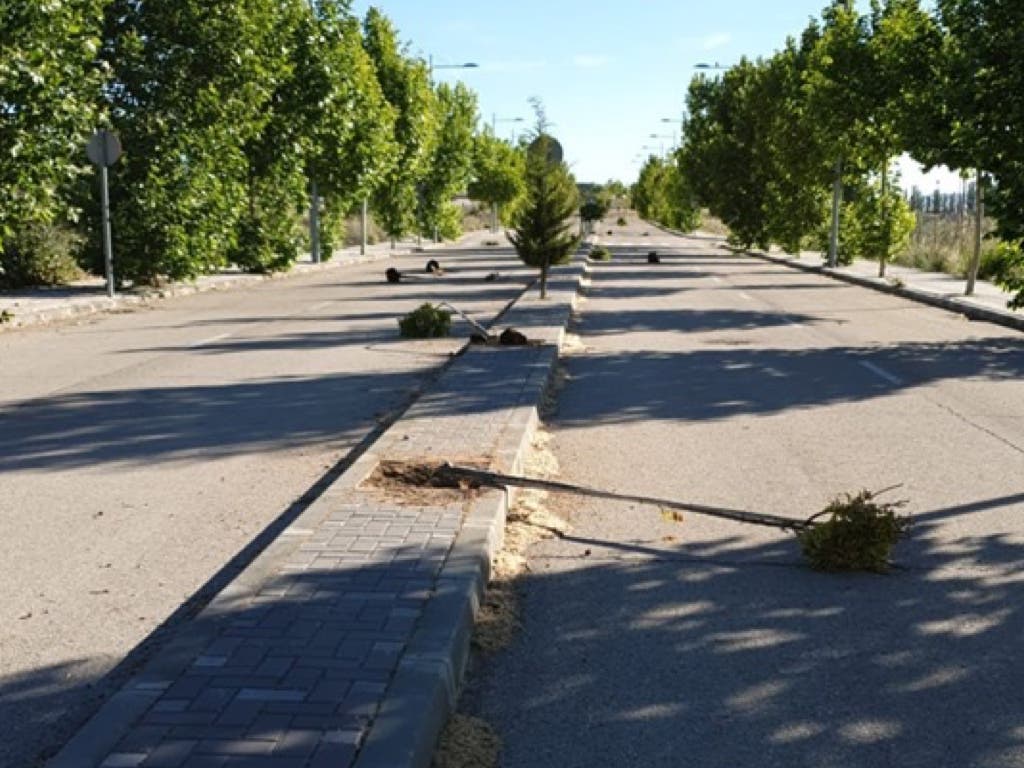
[828,157,842,268]
[540,259,549,299]
[966,169,984,296]
[878,157,889,279]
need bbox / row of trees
[633,0,1024,304]
[1,2,528,286]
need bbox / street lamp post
[492,114,525,142]
[428,55,479,77]
[659,118,679,149]
[649,133,674,158]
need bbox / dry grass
[472,429,569,654]
[697,210,731,238]
[433,429,568,768]
[893,213,998,277]
[432,714,502,768]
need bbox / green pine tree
[508,105,579,298]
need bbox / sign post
[86,130,123,298]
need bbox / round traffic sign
[528,134,564,164]
[86,130,123,167]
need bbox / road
[0,236,530,768]
[468,222,1024,767]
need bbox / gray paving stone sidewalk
[752,247,1024,331]
[48,260,583,768]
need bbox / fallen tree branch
[440,463,810,532]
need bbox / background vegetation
[632,0,1024,306]
[0,2,530,288]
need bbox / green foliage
[468,133,526,214]
[840,173,916,266]
[633,155,699,234]
[0,224,83,288]
[418,82,477,238]
[100,0,296,283]
[304,5,399,223]
[799,489,910,573]
[589,244,611,261]
[508,106,580,298]
[0,0,108,251]
[364,9,438,241]
[989,242,1024,309]
[398,302,451,338]
[579,199,608,223]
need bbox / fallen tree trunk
[439,463,810,532]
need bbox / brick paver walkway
[51,264,580,768]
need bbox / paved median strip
[48,258,586,768]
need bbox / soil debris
[432,714,501,768]
[361,459,487,505]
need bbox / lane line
[710,276,723,284]
[190,332,232,348]
[859,360,903,386]
[738,291,754,301]
[308,301,331,313]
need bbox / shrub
[1,223,83,288]
[978,240,1022,282]
[798,490,909,573]
[589,245,611,261]
[398,302,452,338]
[616,216,627,226]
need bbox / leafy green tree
[295,2,398,257]
[580,199,608,225]
[418,82,477,241]
[801,1,874,265]
[841,173,916,266]
[101,0,288,283]
[935,0,1024,304]
[680,61,773,247]
[230,0,309,273]
[0,0,107,252]
[633,156,698,232]
[467,132,526,231]
[363,7,437,244]
[508,108,579,299]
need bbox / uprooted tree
[507,102,579,299]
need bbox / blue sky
[352,0,959,190]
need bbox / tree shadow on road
[551,337,1024,427]
[467,500,1024,768]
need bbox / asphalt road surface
[468,221,1024,768]
[0,236,529,768]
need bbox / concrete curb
[749,250,1024,334]
[0,236,475,332]
[353,265,583,768]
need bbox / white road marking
[859,360,903,386]
[308,301,331,312]
[190,332,232,348]
[738,291,754,301]
[711,276,724,284]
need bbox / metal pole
[310,180,320,263]
[966,169,984,296]
[828,157,842,268]
[361,198,368,256]
[100,164,114,298]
